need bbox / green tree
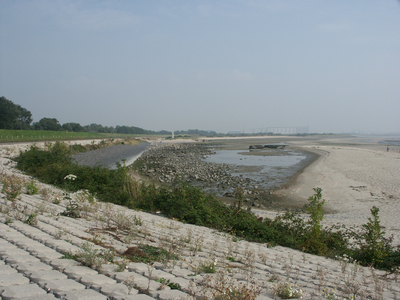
[36,117,62,131]
[0,96,33,129]
[62,122,84,132]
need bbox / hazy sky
[1,1,399,134]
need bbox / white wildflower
[64,174,77,181]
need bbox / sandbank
[270,136,400,244]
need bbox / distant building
[171,131,174,139]
[266,126,309,134]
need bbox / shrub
[25,180,39,195]
[1,174,24,202]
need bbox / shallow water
[203,148,314,192]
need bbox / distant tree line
[174,129,220,136]
[0,96,173,134]
[0,96,221,136]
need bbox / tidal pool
[203,148,314,191]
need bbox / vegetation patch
[123,245,178,263]
[12,142,400,270]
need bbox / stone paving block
[0,273,30,287]
[0,249,31,258]
[98,263,117,275]
[63,266,98,280]
[143,269,176,281]
[170,267,194,278]
[16,294,58,300]
[42,279,86,295]
[63,288,108,300]
[127,262,148,275]
[28,270,68,284]
[134,278,168,293]
[113,271,140,283]
[44,239,81,254]
[156,289,190,300]
[16,261,54,273]
[79,274,117,288]
[0,241,16,250]
[122,294,157,300]
[0,265,18,275]
[0,283,47,299]
[5,254,40,266]
[49,258,80,270]
[14,239,43,249]
[24,243,53,253]
[31,249,63,263]
[99,283,131,298]
[115,271,165,292]
[255,294,275,300]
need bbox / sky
[1,0,399,134]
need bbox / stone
[63,265,98,280]
[17,295,58,300]
[43,279,85,295]
[99,283,131,297]
[29,270,68,284]
[62,288,108,300]
[157,289,190,300]
[121,294,155,300]
[0,283,47,299]
[4,254,40,265]
[0,264,18,275]
[0,273,30,287]
[78,274,117,288]
[16,261,54,273]
[49,258,81,270]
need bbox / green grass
[0,129,167,143]
[123,245,178,263]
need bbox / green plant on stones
[61,197,81,218]
[25,180,39,195]
[323,288,353,300]
[1,174,23,202]
[187,270,262,300]
[234,186,244,211]
[61,252,78,260]
[123,244,177,264]
[302,187,327,254]
[55,228,69,239]
[123,275,136,295]
[24,213,38,226]
[74,189,97,217]
[157,278,181,290]
[199,258,218,274]
[354,206,388,267]
[272,281,303,299]
[114,260,128,272]
[76,241,114,268]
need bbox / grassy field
[0,129,167,143]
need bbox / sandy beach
[270,136,400,244]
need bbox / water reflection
[203,149,312,192]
